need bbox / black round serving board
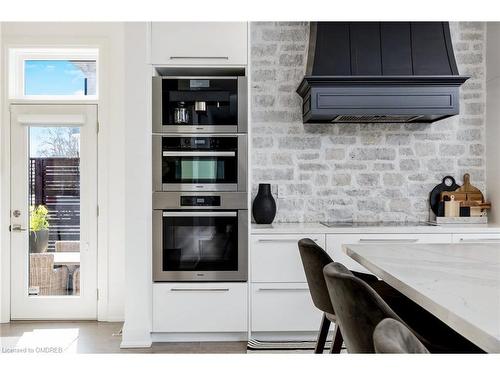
[429,176,460,215]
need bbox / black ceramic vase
[252,183,276,224]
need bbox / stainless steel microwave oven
[153,134,247,192]
[152,192,248,282]
[152,76,248,134]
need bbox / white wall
[486,23,500,223]
[121,22,152,347]
[0,22,126,321]
[0,22,7,322]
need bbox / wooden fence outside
[29,157,80,252]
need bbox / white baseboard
[151,332,248,342]
[250,331,334,342]
[101,316,125,323]
[120,339,152,348]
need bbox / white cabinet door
[452,233,500,243]
[326,233,453,274]
[151,22,248,65]
[251,234,326,283]
[153,283,247,333]
[251,283,321,332]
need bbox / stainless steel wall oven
[153,192,248,282]
[153,134,247,192]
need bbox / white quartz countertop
[251,222,500,235]
[343,243,500,353]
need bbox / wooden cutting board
[454,173,484,202]
[440,174,484,202]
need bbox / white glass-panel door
[10,104,98,319]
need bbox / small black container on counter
[252,183,276,224]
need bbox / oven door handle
[163,211,238,217]
[170,288,230,292]
[162,151,236,157]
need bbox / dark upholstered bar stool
[322,262,484,353]
[298,239,341,353]
[373,318,429,354]
[298,238,379,353]
[322,262,405,353]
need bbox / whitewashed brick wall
[250,22,487,223]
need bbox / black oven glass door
[162,211,238,272]
[162,78,238,126]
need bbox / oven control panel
[180,196,221,207]
[163,136,238,151]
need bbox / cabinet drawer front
[153,283,247,333]
[326,233,452,274]
[452,233,500,243]
[251,283,321,332]
[251,234,326,283]
[151,22,248,65]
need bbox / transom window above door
[8,48,99,100]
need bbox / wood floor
[0,321,248,354]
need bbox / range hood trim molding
[297,75,469,96]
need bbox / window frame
[9,48,99,100]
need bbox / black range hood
[296,22,469,123]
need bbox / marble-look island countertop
[343,243,500,353]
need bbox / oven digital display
[180,196,221,206]
[190,79,210,88]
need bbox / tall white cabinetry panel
[151,22,248,65]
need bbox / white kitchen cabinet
[251,283,321,332]
[151,22,248,65]
[326,233,453,274]
[152,283,247,333]
[452,233,500,243]
[251,234,326,283]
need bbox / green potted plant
[29,205,50,253]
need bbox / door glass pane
[28,126,81,296]
[24,60,97,96]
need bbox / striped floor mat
[247,339,347,353]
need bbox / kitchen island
[344,243,500,353]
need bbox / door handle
[258,288,309,292]
[257,239,320,243]
[169,56,229,60]
[163,211,237,218]
[10,224,27,232]
[162,151,235,157]
[459,238,500,242]
[170,288,230,292]
[358,239,419,243]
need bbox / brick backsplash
[250,22,487,223]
